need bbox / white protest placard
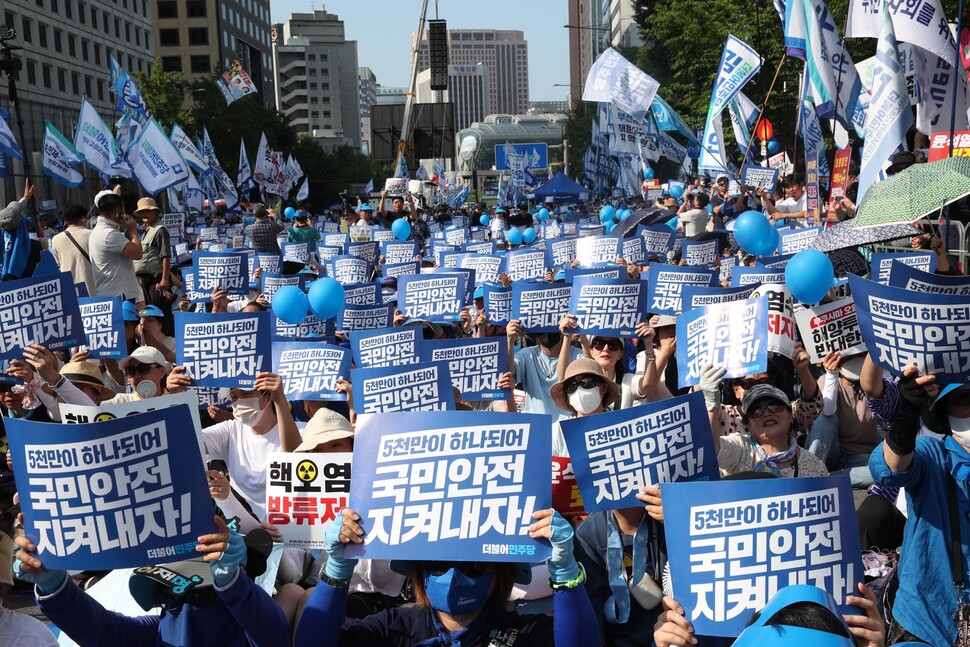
[749,283,796,358]
[794,298,867,364]
[265,452,351,549]
[384,178,408,196]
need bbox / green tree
[133,60,194,133]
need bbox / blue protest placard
[719,255,736,283]
[676,296,768,388]
[347,241,380,264]
[323,233,349,250]
[730,266,786,287]
[271,314,336,342]
[272,341,351,401]
[256,253,281,276]
[576,235,621,267]
[569,277,647,337]
[682,239,719,267]
[456,254,504,287]
[464,240,496,255]
[561,392,718,512]
[740,164,780,193]
[198,226,220,241]
[383,261,420,279]
[563,267,625,283]
[78,297,126,359]
[175,311,271,388]
[512,282,572,332]
[261,272,304,302]
[439,251,462,269]
[7,405,212,569]
[423,267,476,307]
[546,238,578,270]
[423,337,510,401]
[326,255,371,286]
[0,272,85,359]
[431,243,458,266]
[343,281,382,306]
[346,411,552,563]
[578,224,605,238]
[382,240,419,265]
[870,251,936,285]
[398,274,466,323]
[505,248,548,282]
[779,226,824,255]
[621,237,645,265]
[372,228,397,244]
[350,326,425,369]
[661,476,863,637]
[849,274,970,383]
[281,242,311,264]
[755,253,795,270]
[315,244,343,264]
[888,261,970,295]
[193,251,248,294]
[647,264,718,316]
[444,226,468,247]
[681,284,758,311]
[638,225,676,257]
[338,303,394,332]
[484,283,512,326]
[350,361,455,413]
[181,269,209,304]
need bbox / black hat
[887,151,917,175]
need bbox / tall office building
[568,0,609,105]
[607,0,643,49]
[276,10,361,151]
[417,29,528,116]
[416,64,490,132]
[154,0,273,100]
[0,0,154,203]
[358,67,377,155]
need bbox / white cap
[94,189,117,208]
[119,346,171,372]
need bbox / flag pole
[946,0,966,245]
[741,54,787,166]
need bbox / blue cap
[360,204,374,212]
[933,383,968,410]
[473,286,484,300]
[495,207,507,214]
[139,305,164,319]
[122,301,141,322]
[553,270,566,281]
[732,585,853,647]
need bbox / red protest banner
[928,131,970,162]
[827,147,853,220]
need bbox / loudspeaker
[370,104,406,161]
[428,20,448,91]
[412,102,455,159]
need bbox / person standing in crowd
[677,192,710,237]
[0,180,40,281]
[377,190,417,228]
[89,189,144,308]
[288,212,321,244]
[245,204,284,254]
[350,204,376,242]
[762,172,808,226]
[506,320,583,420]
[490,207,510,243]
[133,197,173,335]
[407,204,430,251]
[49,204,95,296]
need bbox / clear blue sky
[272,0,570,101]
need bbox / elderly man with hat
[133,197,173,333]
[349,203,375,242]
[89,187,145,308]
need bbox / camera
[0,28,22,75]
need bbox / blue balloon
[480,214,490,226]
[765,226,780,255]
[666,217,679,231]
[605,221,616,234]
[537,208,550,221]
[284,206,297,219]
[391,218,412,241]
[271,285,309,325]
[307,277,346,320]
[643,167,655,180]
[599,205,616,223]
[733,210,775,255]
[785,249,835,304]
[669,185,685,199]
[522,227,537,244]
[507,228,523,245]
[766,139,781,154]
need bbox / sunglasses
[747,401,788,419]
[564,375,603,395]
[591,339,623,352]
[424,562,490,578]
[124,363,160,377]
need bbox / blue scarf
[750,435,798,477]
[2,219,30,279]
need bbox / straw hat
[59,361,117,398]
[294,408,354,452]
[134,197,161,214]
[549,357,620,413]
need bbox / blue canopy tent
[531,172,590,202]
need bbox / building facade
[276,10,361,151]
[358,66,376,155]
[417,29,528,117]
[569,0,642,103]
[155,0,273,101]
[415,64,490,132]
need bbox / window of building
[156,1,176,18]
[3,12,12,32]
[323,111,331,118]
[309,82,317,90]
[36,0,43,7]
[190,55,210,73]
[94,43,100,65]
[65,0,72,18]
[161,56,182,72]
[84,75,91,97]
[78,1,85,23]
[90,6,96,27]
[310,111,319,118]
[71,72,79,94]
[186,0,206,17]
[308,54,316,61]
[25,60,35,85]
[42,64,50,88]
[114,18,120,38]
[97,78,104,101]
[57,68,65,92]
[68,34,76,57]
[320,53,328,61]
[50,0,58,12]
[310,97,318,104]
[37,24,46,48]
[159,29,179,46]
[309,69,316,76]
[53,29,62,53]
[80,38,88,61]
[135,27,140,47]
[125,24,130,41]
[188,27,207,45]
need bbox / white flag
[846,0,954,62]
[170,123,207,174]
[297,177,309,202]
[42,121,85,188]
[75,97,131,179]
[700,35,762,171]
[914,48,970,136]
[185,170,203,212]
[128,118,190,194]
[582,48,660,123]
[253,132,276,188]
[237,138,253,191]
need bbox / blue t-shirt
[513,344,583,421]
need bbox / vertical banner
[7,406,212,569]
[398,274,466,324]
[78,296,126,358]
[346,411,553,562]
[661,476,863,637]
[512,283,573,332]
[265,452,351,549]
[175,312,271,387]
[647,265,718,316]
[793,298,867,363]
[350,327,425,369]
[193,251,249,294]
[561,392,718,512]
[0,272,85,359]
[569,277,647,337]
[750,284,797,358]
[849,274,970,383]
[676,296,768,388]
[350,362,455,414]
[271,342,351,401]
[423,337,510,401]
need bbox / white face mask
[135,380,158,399]
[233,394,268,428]
[949,415,970,442]
[568,386,603,415]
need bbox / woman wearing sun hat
[133,196,174,334]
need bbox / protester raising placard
[793,298,867,364]
[512,282,572,332]
[265,452,351,549]
[398,274,466,324]
[676,296,768,388]
[175,311,271,388]
[350,326,425,369]
[422,337,510,401]
[569,276,647,337]
[78,296,126,359]
[647,265,718,316]
[0,271,85,359]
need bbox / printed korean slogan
[648,265,718,316]
[265,452,352,549]
[661,476,863,637]
[176,311,271,388]
[346,411,553,563]
[192,251,249,295]
[423,337,510,401]
[794,298,867,364]
[569,277,647,337]
[512,282,572,332]
[484,283,513,327]
[338,303,395,332]
[870,251,935,285]
[350,326,425,369]
[0,272,85,359]
[562,392,718,512]
[887,262,970,296]
[7,406,212,569]
[676,296,768,388]
[78,296,126,358]
[398,274,466,324]
[350,362,455,414]
[272,342,351,401]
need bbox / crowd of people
[0,159,965,647]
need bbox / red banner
[552,457,585,517]
[928,131,970,162]
[827,147,853,220]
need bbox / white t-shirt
[678,208,709,238]
[202,419,281,520]
[89,217,141,301]
[775,193,808,227]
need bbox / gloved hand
[529,509,579,584]
[699,365,726,412]
[14,554,68,595]
[322,511,359,581]
[210,528,248,588]
[886,370,930,456]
